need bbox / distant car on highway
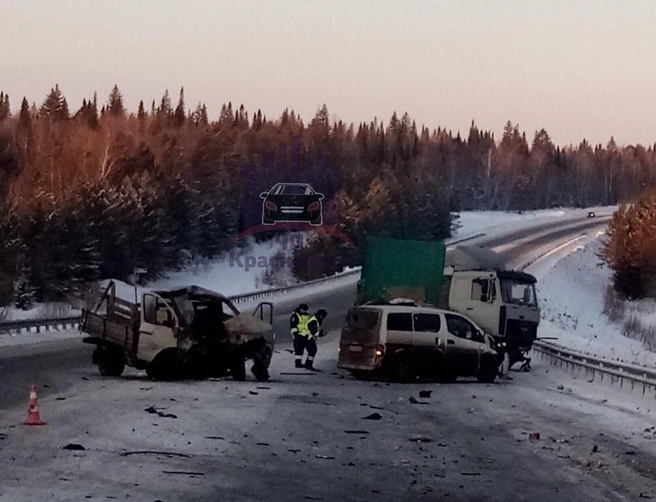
[260,183,324,225]
[587,211,596,218]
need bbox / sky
[2,0,656,147]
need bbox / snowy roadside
[0,328,82,348]
[526,233,656,368]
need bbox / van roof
[350,305,452,315]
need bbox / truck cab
[445,269,539,367]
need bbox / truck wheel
[231,357,246,381]
[97,346,125,377]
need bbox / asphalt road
[6,213,655,501]
[0,214,609,411]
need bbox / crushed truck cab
[81,281,275,381]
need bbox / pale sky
[2,0,656,147]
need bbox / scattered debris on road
[315,455,335,460]
[529,432,541,442]
[120,450,190,458]
[363,413,382,420]
[461,472,481,476]
[345,430,370,435]
[144,406,178,419]
[249,391,259,395]
[162,471,205,476]
[63,443,86,451]
[419,390,432,398]
[409,397,428,405]
[205,436,225,440]
[409,435,433,443]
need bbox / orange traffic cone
[25,384,45,426]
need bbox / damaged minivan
[337,304,499,383]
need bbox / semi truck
[80,280,275,381]
[356,236,540,370]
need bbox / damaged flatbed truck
[80,280,275,381]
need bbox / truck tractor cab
[446,269,539,369]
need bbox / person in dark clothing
[304,309,328,371]
[290,303,310,368]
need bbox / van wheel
[350,370,371,381]
[393,359,416,383]
[439,371,458,383]
[97,346,125,377]
[477,369,497,384]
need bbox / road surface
[5,214,653,501]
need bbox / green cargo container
[356,236,446,306]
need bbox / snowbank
[534,238,656,367]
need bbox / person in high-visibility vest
[290,303,311,368]
[304,309,328,371]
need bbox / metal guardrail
[0,231,488,334]
[0,316,81,335]
[532,341,656,397]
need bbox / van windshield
[499,279,537,307]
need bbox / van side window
[413,313,441,333]
[143,294,157,324]
[445,314,484,343]
[386,313,413,331]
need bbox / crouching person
[304,309,328,371]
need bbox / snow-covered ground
[147,206,615,296]
[527,232,656,367]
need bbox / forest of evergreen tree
[0,85,652,307]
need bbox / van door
[411,312,446,374]
[444,313,483,375]
[337,308,381,371]
[137,293,179,364]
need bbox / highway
[4,213,654,501]
[0,213,609,411]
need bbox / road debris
[529,432,541,442]
[162,471,205,476]
[249,391,259,395]
[419,390,432,398]
[409,397,428,405]
[144,406,177,419]
[206,436,225,440]
[63,443,86,451]
[120,451,190,458]
[345,430,370,435]
[315,455,335,460]
[592,445,598,453]
[409,435,433,443]
[363,413,382,420]
[461,472,481,476]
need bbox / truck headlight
[375,350,382,357]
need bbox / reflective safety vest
[296,313,311,337]
[307,315,320,337]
